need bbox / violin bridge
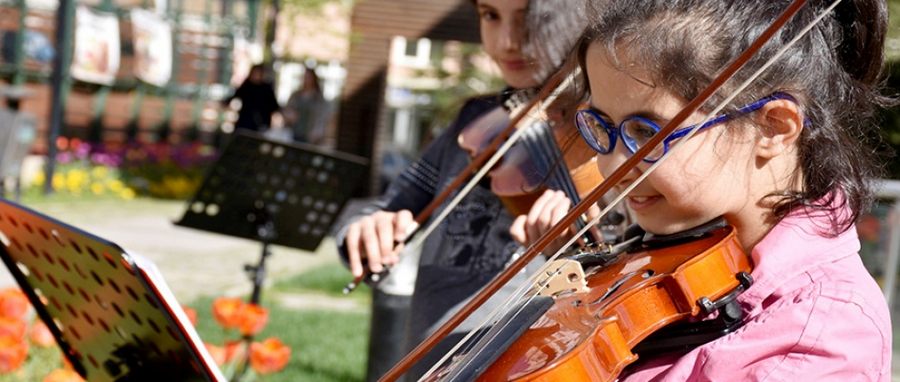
[534,259,589,297]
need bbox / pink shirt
[622,211,892,381]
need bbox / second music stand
[175,130,368,303]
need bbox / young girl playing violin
[334,0,590,378]
[516,0,892,379]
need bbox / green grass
[271,262,372,301]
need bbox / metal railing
[875,179,900,309]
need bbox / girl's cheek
[595,155,617,178]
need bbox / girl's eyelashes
[478,9,499,21]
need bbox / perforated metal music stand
[175,131,367,305]
[176,130,368,251]
[0,199,224,382]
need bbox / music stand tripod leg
[234,217,276,382]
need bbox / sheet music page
[127,251,227,382]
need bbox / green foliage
[422,43,505,137]
[888,0,900,61]
[282,0,348,14]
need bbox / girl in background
[334,0,590,379]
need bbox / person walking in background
[224,63,280,132]
[283,67,329,144]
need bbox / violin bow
[378,0,813,380]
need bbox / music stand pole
[246,211,277,305]
[234,209,277,382]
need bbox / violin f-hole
[593,269,655,305]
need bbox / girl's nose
[499,21,523,52]
[598,141,639,190]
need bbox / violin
[457,98,605,218]
[431,220,753,381]
[343,70,603,293]
[377,0,810,380]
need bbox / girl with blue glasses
[511,0,893,380]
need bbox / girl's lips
[627,195,660,211]
[502,59,528,71]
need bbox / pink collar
[738,209,860,317]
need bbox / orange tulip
[0,317,26,340]
[0,288,29,320]
[205,343,226,366]
[249,338,291,375]
[236,303,268,336]
[182,306,198,327]
[30,321,55,347]
[0,335,28,373]
[42,369,84,382]
[212,297,243,329]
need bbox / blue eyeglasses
[574,93,795,163]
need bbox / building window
[391,36,432,69]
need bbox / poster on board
[131,8,172,87]
[71,6,120,85]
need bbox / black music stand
[175,130,367,304]
[0,199,224,382]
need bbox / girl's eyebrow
[587,101,669,124]
[477,4,497,12]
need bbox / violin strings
[424,1,842,379]
[420,248,566,381]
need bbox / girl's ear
[752,99,804,159]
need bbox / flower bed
[32,138,218,200]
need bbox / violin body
[472,224,751,381]
[458,104,604,216]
